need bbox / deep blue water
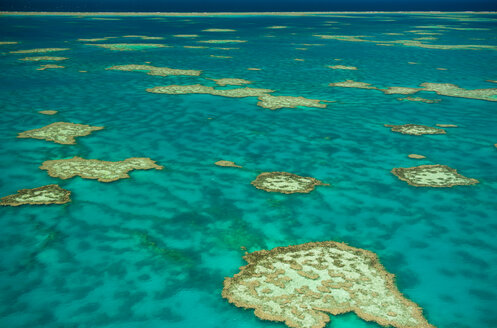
[0,13,497,328]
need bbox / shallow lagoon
[0,12,497,328]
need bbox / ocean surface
[0,12,496,328]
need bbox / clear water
[0,13,497,328]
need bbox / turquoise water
[1,13,497,328]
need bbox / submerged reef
[87,43,167,51]
[327,65,357,70]
[18,122,104,144]
[173,34,199,38]
[251,172,328,194]
[38,110,58,115]
[392,165,479,187]
[435,124,458,128]
[107,64,201,77]
[384,124,446,136]
[198,40,247,44]
[330,80,497,102]
[210,55,232,59]
[202,28,236,32]
[408,154,427,159]
[257,95,328,110]
[147,84,328,110]
[0,184,71,206]
[223,241,435,328]
[10,48,69,54]
[19,56,68,61]
[40,157,163,182]
[215,160,242,168]
[313,34,497,51]
[397,97,441,104]
[36,64,64,70]
[211,78,251,86]
[0,41,18,45]
[122,35,164,40]
[77,37,116,42]
[146,84,273,98]
[420,83,497,102]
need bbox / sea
[0,12,496,328]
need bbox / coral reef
[210,55,232,58]
[397,97,441,104]
[327,65,357,70]
[10,48,69,54]
[408,154,426,159]
[18,122,104,144]
[257,95,328,110]
[36,64,64,70]
[223,241,435,328]
[202,29,236,32]
[0,184,71,206]
[198,40,247,44]
[313,34,497,51]
[19,56,68,61]
[330,80,497,102]
[146,84,273,98]
[420,83,497,102]
[87,43,167,51]
[391,164,479,187]
[215,160,242,168]
[40,157,163,182]
[38,110,58,115]
[106,64,201,77]
[435,124,458,128]
[251,172,328,194]
[122,35,164,40]
[384,124,446,136]
[211,78,251,86]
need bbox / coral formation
[329,80,497,102]
[210,55,232,58]
[392,165,479,187]
[173,34,199,37]
[198,40,247,43]
[328,80,376,89]
[10,48,69,54]
[107,64,201,77]
[313,34,497,51]
[397,97,441,104]
[211,78,251,86]
[257,95,327,110]
[146,84,273,98]
[18,122,103,144]
[19,56,68,61]
[408,154,426,159]
[87,43,167,51]
[384,124,446,136]
[202,29,236,32]
[251,172,328,194]
[36,64,64,70]
[77,37,116,42]
[435,124,458,128]
[215,160,242,168]
[327,65,357,70]
[223,241,435,328]
[122,35,164,40]
[419,83,497,102]
[38,110,58,115]
[40,157,163,182]
[0,184,71,206]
